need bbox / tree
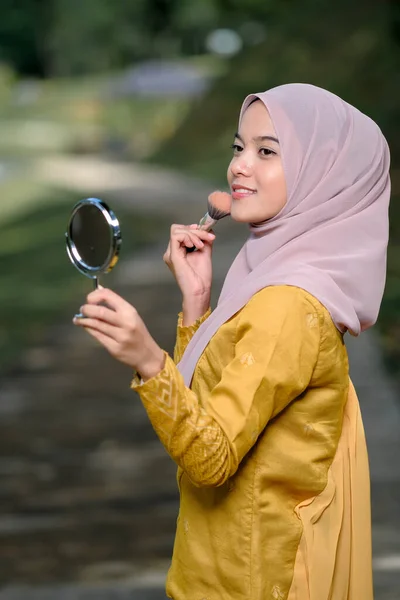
[0,0,48,76]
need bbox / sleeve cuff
[174,308,212,365]
[177,306,211,333]
[130,350,170,391]
[131,351,177,393]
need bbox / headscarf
[178,83,391,387]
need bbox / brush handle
[198,213,217,231]
[186,213,216,253]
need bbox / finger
[83,326,119,354]
[200,237,214,256]
[170,232,196,251]
[73,315,120,340]
[86,287,134,313]
[163,242,172,264]
[172,228,215,243]
[185,232,203,249]
[184,232,216,253]
[170,223,185,234]
[79,303,121,326]
[173,231,208,251]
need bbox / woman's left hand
[73,287,165,381]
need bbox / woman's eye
[259,147,275,157]
[231,143,243,154]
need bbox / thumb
[200,238,214,258]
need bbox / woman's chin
[230,209,253,224]
[230,207,279,224]
[231,216,251,224]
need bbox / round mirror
[66,197,121,282]
[66,198,122,317]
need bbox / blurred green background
[0,0,399,596]
[0,0,398,376]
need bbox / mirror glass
[66,197,122,284]
[69,203,112,268]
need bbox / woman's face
[227,100,287,223]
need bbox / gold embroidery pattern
[306,312,318,328]
[135,355,231,486]
[304,422,315,436]
[183,518,190,534]
[272,585,285,600]
[240,351,256,367]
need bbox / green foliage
[0,64,16,104]
[0,0,47,75]
[0,0,398,79]
[151,1,399,182]
[46,0,151,75]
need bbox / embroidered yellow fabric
[174,307,212,364]
[131,286,369,599]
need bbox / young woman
[74,83,391,599]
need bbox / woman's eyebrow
[234,132,279,144]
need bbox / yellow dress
[131,285,373,600]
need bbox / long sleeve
[173,307,211,364]
[132,287,321,487]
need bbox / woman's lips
[231,188,257,200]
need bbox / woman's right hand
[163,224,215,301]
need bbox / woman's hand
[163,224,215,325]
[163,224,215,296]
[73,287,165,381]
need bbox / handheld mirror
[65,197,122,317]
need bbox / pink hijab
[178,83,391,387]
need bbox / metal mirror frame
[65,197,122,284]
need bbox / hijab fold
[178,84,390,387]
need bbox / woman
[74,83,391,599]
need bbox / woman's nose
[230,155,252,177]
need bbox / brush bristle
[207,191,231,221]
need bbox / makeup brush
[187,191,231,253]
[198,190,232,231]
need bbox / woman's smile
[231,183,257,200]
